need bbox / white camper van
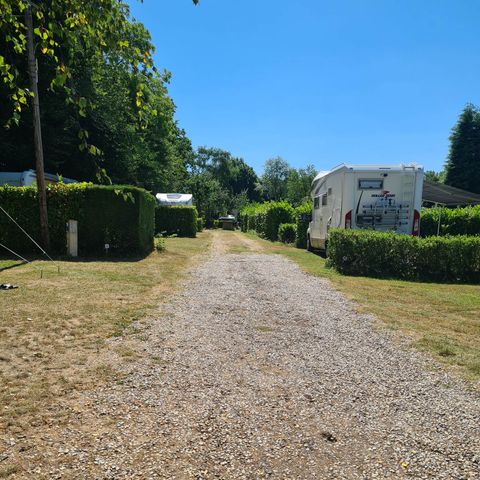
[155,193,193,206]
[307,164,424,251]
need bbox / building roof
[422,179,480,206]
[312,163,423,184]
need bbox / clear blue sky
[128,0,480,174]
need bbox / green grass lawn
[241,231,480,381]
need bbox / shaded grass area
[0,259,25,272]
[0,233,211,439]
[238,231,480,381]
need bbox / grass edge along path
[238,230,480,383]
[0,232,212,447]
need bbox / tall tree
[261,156,290,201]
[192,147,259,198]
[0,0,197,194]
[184,147,260,224]
[286,164,316,205]
[444,104,480,193]
[425,170,445,183]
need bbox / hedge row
[421,205,480,237]
[240,201,294,241]
[295,202,312,248]
[240,201,312,245]
[327,229,480,283]
[0,183,155,255]
[155,205,197,238]
[278,223,296,243]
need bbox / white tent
[155,193,193,206]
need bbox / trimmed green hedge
[240,201,295,241]
[240,201,313,248]
[295,202,312,248]
[0,183,155,255]
[278,223,297,243]
[197,217,205,233]
[155,205,197,237]
[421,205,480,237]
[327,229,480,283]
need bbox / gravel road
[16,232,480,479]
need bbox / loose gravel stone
[7,234,480,478]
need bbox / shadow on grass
[0,251,151,265]
[0,260,27,272]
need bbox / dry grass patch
[240,231,480,382]
[0,232,211,437]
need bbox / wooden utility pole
[25,2,50,250]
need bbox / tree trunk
[25,3,50,250]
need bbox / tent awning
[422,179,480,206]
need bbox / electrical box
[66,219,78,257]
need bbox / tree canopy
[185,147,261,224]
[0,0,195,191]
[444,104,480,194]
[259,157,315,205]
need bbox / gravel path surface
[17,233,480,479]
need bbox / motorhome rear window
[358,179,383,190]
[314,196,320,209]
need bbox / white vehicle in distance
[306,163,424,252]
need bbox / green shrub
[197,217,205,232]
[212,219,221,229]
[240,201,294,241]
[421,205,480,237]
[294,202,312,248]
[154,235,166,252]
[327,229,480,283]
[155,205,197,237]
[0,183,155,255]
[264,201,295,241]
[278,223,297,243]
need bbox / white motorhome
[307,164,424,251]
[155,193,193,206]
[0,169,77,187]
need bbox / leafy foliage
[185,147,260,225]
[0,0,194,192]
[421,205,480,237]
[444,104,480,193]
[260,157,290,201]
[425,170,446,183]
[294,202,312,248]
[240,201,295,241]
[286,165,316,205]
[0,183,155,254]
[278,223,296,244]
[327,229,480,283]
[155,205,198,238]
[154,235,166,252]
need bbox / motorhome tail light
[345,210,352,229]
[412,209,420,236]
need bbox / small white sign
[105,244,110,250]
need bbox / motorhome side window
[321,193,327,206]
[358,179,383,190]
[314,196,320,209]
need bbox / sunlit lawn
[0,232,211,436]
